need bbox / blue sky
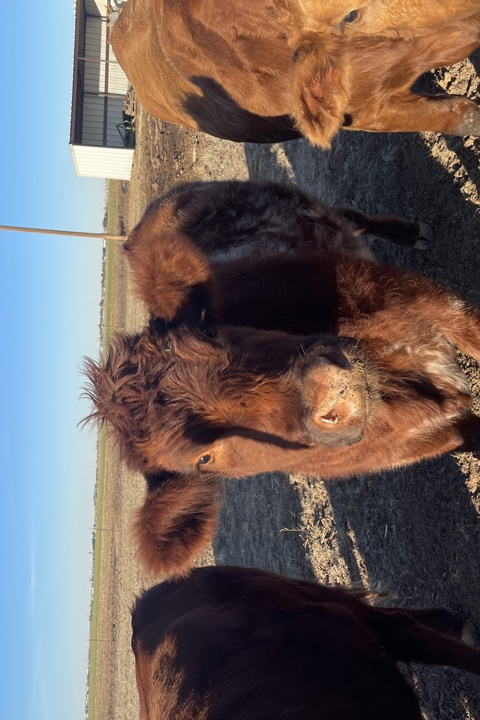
[1,3,106,719]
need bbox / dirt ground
[91,55,480,720]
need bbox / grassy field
[86,426,106,720]
[86,183,131,720]
[102,242,115,355]
[102,181,118,353]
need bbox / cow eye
[343,9,358,22]
[202,328,217,339]
[198,454,212,466]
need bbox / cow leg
[402,608,479,647]
[406,289,480,362]
[347,92,480,137]
[345,24,480,137]
[397,608,466,640]
[400,412,480,456]
[452,413,480,453]
[293,411,480,481]
[335,207,432,250]
[368,607,480,675]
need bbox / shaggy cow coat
[132,565,480,719]
[84,181,480,575]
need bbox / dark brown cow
[110,0,480,146]
[84,180,480,576]
[132,565,480,720]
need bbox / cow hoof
[455,105,480,137]
[413,222,433,250]
[461,620,480,648]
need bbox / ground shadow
[241,65,480,719]
[326,454,480,718]
[212,472,316,581]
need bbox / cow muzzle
[300,341,371,447]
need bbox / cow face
[84,229,378,479]
[86,324,372,476]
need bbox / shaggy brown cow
[110,0,480,146]
[84,180,480,576]
[132,565,480,720]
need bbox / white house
[70,0,134,180]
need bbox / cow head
[82,216,382,574]
[83,226,376,481]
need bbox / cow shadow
[245,130,480,295]
[326,456,480,719]
[242,114,480,577]
[212,472,317,581]
[326,457,480,615]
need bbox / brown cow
[83,180,480,576]
[132,565,480,720]
[110,0,480,146]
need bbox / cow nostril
[320,410,339,425]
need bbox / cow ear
[124,227,215,324]
[290,32,350,149]
[133,471,222,577]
